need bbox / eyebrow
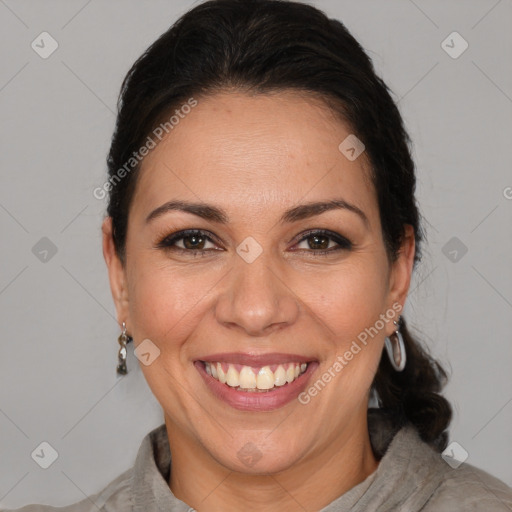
[145,198,369,228]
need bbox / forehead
[131,90,377,224]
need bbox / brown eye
[294,229,352,254]
[307,234,330,250]
[157,229,220,253]
[182,233,207,250]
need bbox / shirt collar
[130,421,189,511]
[129,409,445,511]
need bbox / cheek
[303,259,388,395]
[308,257,389,337]
[127,261,193,345]
[126,260,211,415]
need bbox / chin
[212,439,304,475]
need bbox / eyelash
[156,229,353,257]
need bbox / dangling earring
[116,322,133,375]
[384,316,406,372]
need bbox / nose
[214,249,300,337]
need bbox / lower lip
[194,361,318,411]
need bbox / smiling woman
[7,0,512,511]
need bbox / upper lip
[198,352,315,366]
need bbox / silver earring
[384,316,406,372]
[116,322,133,375]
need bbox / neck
[166,410,379,511]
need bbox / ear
[102,216,130,328]
[386,224,416,328]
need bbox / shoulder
[1,467,133,512]
[376,420,512,512]
[423,455,512,511]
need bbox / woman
[7,0,512,510]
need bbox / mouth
[194,353,318,411]
[203,361,308,391]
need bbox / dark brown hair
[106,0,452,450]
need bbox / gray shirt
[4,410,512,511]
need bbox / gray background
[1,0,511,507]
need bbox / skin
[102,90,415,511]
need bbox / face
[103,90,414,474]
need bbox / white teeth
[226,364,240,387]
[204,361,308,391]
[239,366,257,389]
[217,362,226,384]
[274,365,287,386]
[256,366,274,390]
